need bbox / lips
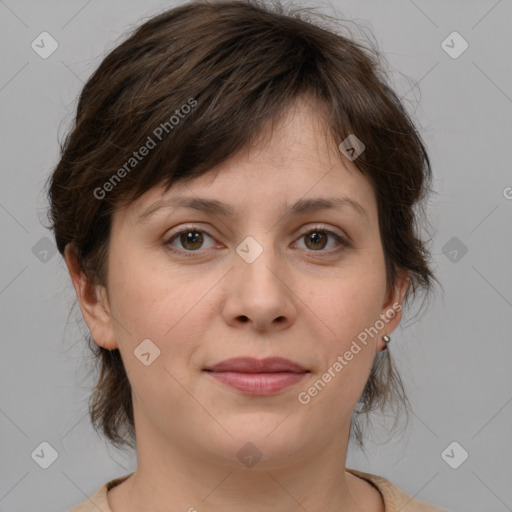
[204,357,308,373]
[203,357,309,395]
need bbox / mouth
[203,357,310,396]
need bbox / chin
[202,420,310,468]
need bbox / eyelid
[164,223,351,256]
[164,224,218,255]
[296,224,350,243]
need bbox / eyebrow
[136,195,369,223]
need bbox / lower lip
[205,371,308,395]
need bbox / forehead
[115,97,376,226]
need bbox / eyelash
[163,225,351,258]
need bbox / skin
[65,96,409,512]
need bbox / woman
[46,0,446,510]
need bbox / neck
[107,417,381,512]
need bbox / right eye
[164,227,217,257]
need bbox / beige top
[68,467,448,511]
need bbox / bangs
[66,1,382,217]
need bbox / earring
[382,334,391,348]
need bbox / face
[68,97,408,468]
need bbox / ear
[377,267,410,351]
[64,244,118,350]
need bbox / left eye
[293,228,347,252]
[164,227,348,256]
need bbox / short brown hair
[45,0,437,452]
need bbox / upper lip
[204,357,308,373]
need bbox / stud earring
[382,334,391,347]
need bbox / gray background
[1,0,511,511]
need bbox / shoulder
[67,469,449,512]
[346,467,449,512]
[67,474,132,512]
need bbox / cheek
[303,256,386,401]
[107,255,209,417]
[312,255,387,342]
[299,281,381,426]
[107,246,194,335]
[107,249,219,384]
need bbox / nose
[221,237,297,333]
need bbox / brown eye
[304,230,329,250]
[295,228,349,253]
[165,227,216,256]
[179,230,204,250]
[164,225,350,259]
